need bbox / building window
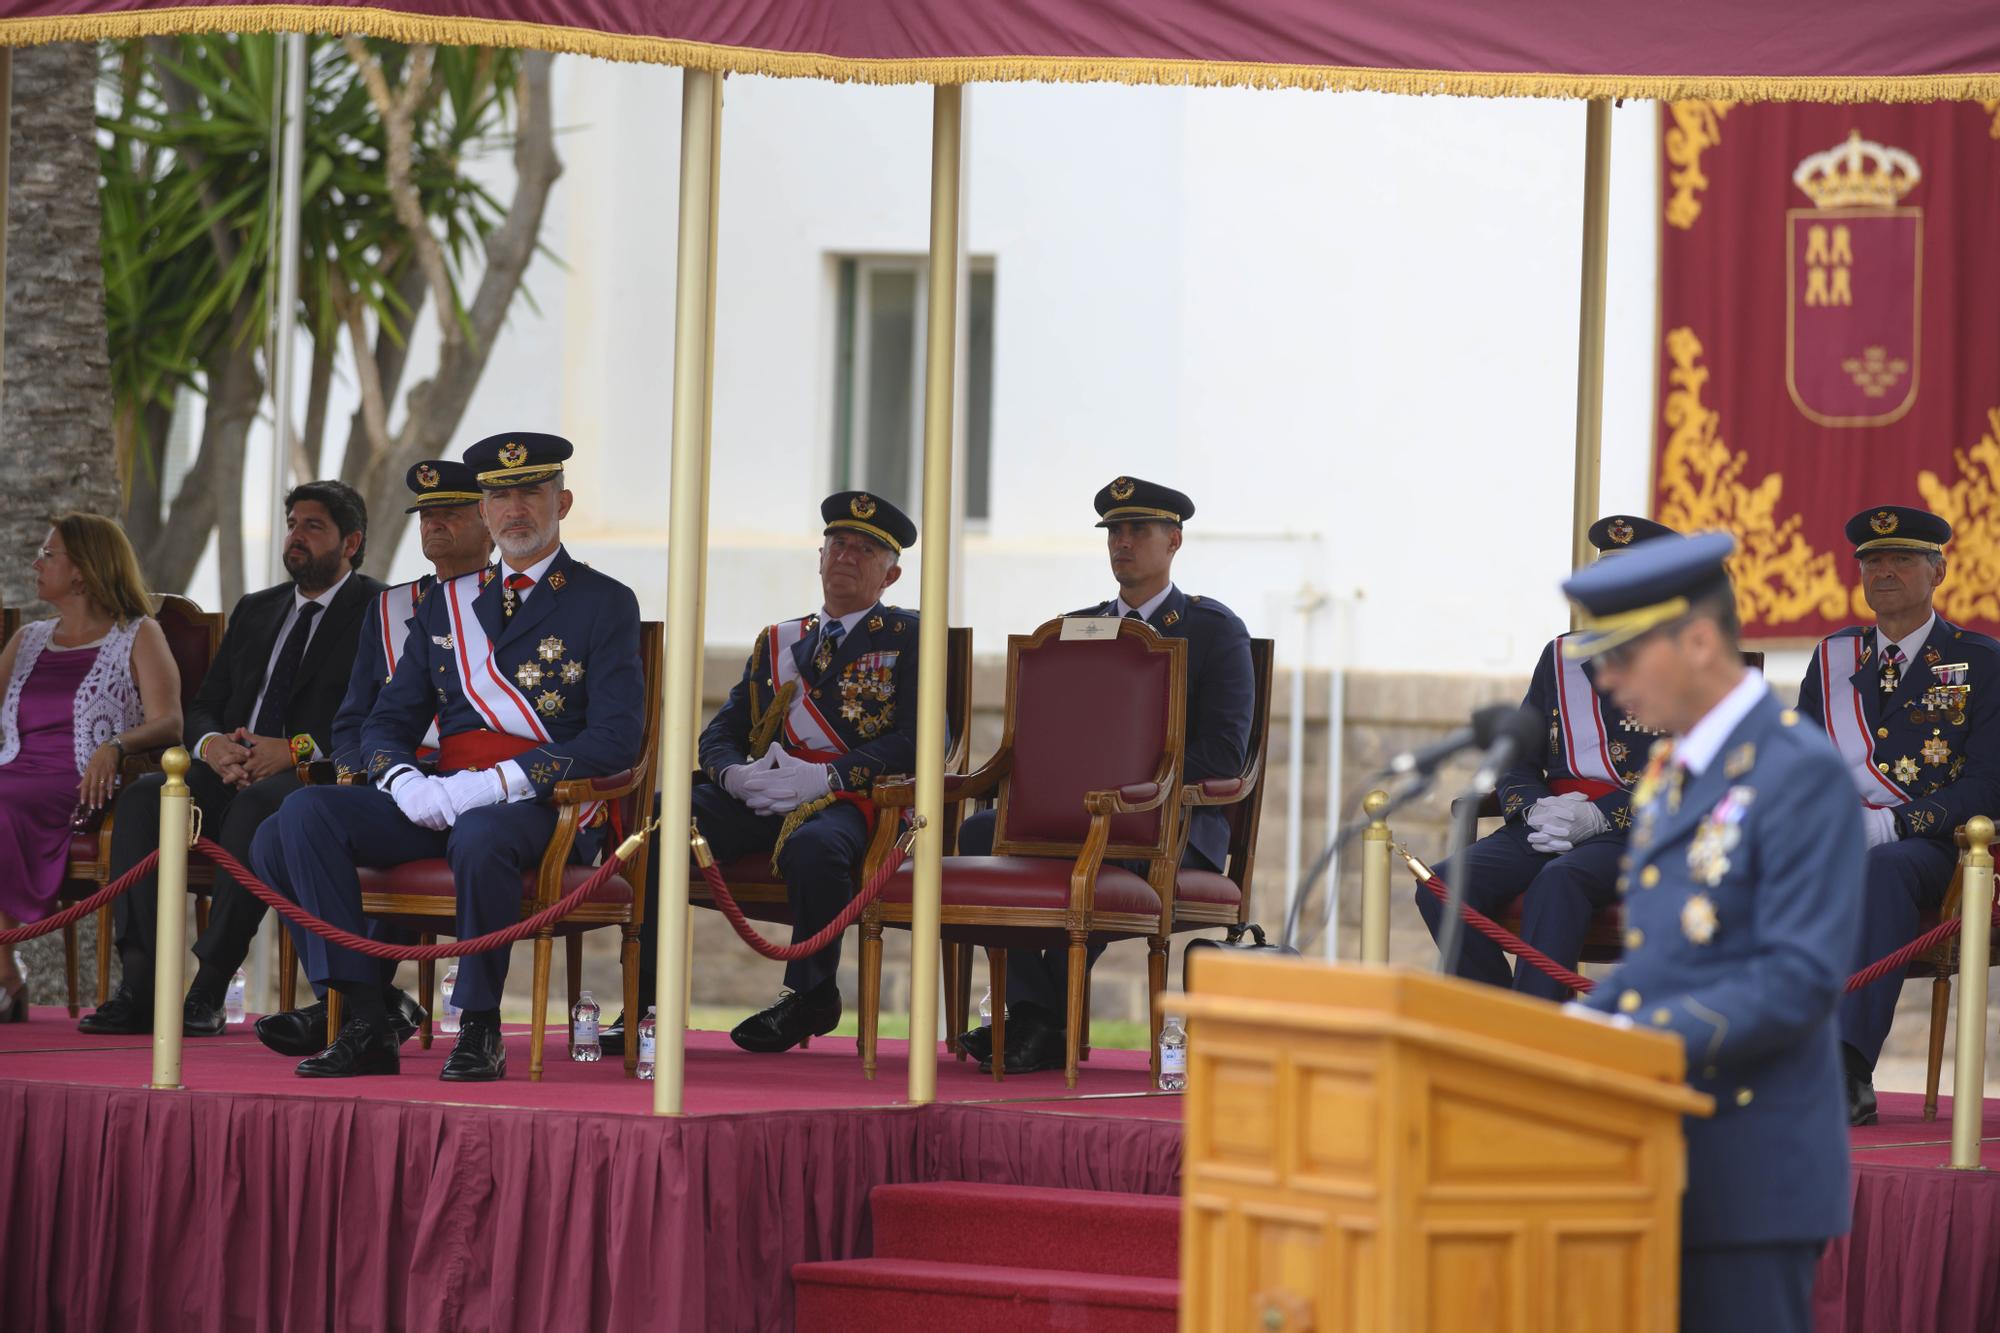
[832,256,995,520]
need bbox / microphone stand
[1429,771,1488,979]
[1279,768,1435,954]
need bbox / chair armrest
[1084,751,1179,816]
[296,760,340,786]
[873,748,1012,808]
[1182,755,1262,808]
[553,768,640,806]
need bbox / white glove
[440,768,506,820]
[720,755,772,804]
[389,770,455,831]
[739,747,834,815]
[1524,792,1610,854]
[1562,1000,1633,1029]
[1861,806,1900,848]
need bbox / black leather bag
[1182,923,1298,992]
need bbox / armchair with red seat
[863,616,1188,1087]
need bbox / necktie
[1881,642,1906,695]
[502,572,534,620]
[252,602,323,738]
[814,619,846,675]
[1123,608,1144,621]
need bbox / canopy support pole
[654,68,720,1117]
[1569,98,1612,582]
[908,84,964,1106]
[268,32,307,583]
[0,49,11,404]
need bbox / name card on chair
[1060,616,1120,642]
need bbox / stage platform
[1,1011,1996,1331]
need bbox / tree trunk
[0,43,120,610]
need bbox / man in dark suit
[1563,531,1860,1333]
[1792,505,2000,1124]
[258,433,645,1080]
[958,476,1254,1074]
[80,481,384,1035]
[1415,514,1676,999]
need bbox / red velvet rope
[1842,903,2000,992]
[0,852,161,946]
[697,834,913,962]
[194,837,632,961]
[1420,872,1597,993]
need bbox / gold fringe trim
[769,792,837,875]
[8,6,2000,103]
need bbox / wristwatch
[289,734,316,763]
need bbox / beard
[284,543,345,592]
[495,523,554,563]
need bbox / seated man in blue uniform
[957,476,1253,1075]
[247,458,495,1057]
[1793,505,2000,1125]
[255,433,644,1079]
[689,492,923,1053]
[1563,531,1860,1333]
[1415,514,1676,999]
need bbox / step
[793,1258,1179,1333]
[869,1181,1181,1279]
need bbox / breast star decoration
[1893,756,1921,785]
[1922,736,1951,767]
[515,661,544,690]
[539,636,565,663]
[1681,892,1719,945]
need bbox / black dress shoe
[78,988,152,1035]
[978,1011,1066,1076]
[957,1025,993,1063]
[296,1018,401,1078]
[1844,1044,1879,1127]
[730,983,841,1053]
[440,1015,507,1082]
[257,988,428,1057]
[600,1014,625,1057]
[183,993,227,1038]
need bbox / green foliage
[97,35,523,476]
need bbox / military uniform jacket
[1795,616,2000,840]
[190,573,385,759]
[329,574,434,777]
[1496,636,1651,832]
[700,603,920,796]
[1584,688,1861,1248]
[1074,587,1253,871]
[360,547,644,796]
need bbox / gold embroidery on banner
[1916,409,2000,624]
[1843,346,1909,397]
[1665,101,1734,231]
[1656,327,1850,629]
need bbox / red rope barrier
[1843,902,2000,992]
[1418,872,1597,993]
[695,824,916,962]
[0,853,160,946]
[194,837,634,962]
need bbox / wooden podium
[1177,954,1713,1333]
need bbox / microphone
[1387,703,1526,777]
[1469,705,1546,792]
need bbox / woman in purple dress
[0,514,181,1019]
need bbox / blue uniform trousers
[255,784,564,1012]
[954,809,1215,1021]
[249,814,401,999]
[1413,821,1623,1002]
[689,784,871,994]
[1680,1243,1822,1333]
[1838,835,1958,1068]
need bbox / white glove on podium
[1524,791,1611,855]
[389,770,455,831]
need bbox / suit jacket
[1795,615,2000,840]
[328,574,435,777]
[1074,587,1254,872]
[189,571,383,760]
[1583,687,1861,1248]
[361,547,644,795]
[701,602,921,795]
[1496,635,1656,833]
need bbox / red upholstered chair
[1166,636,1275,946]
[685,626,975,1044]
[330,622,664,1081]
[866,616,1188,1088]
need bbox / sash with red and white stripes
[380,581,440,751]
[767,618,849,757]
[1815,634,1908,808]
[1553,634,1621,792]
[441,572,552,747]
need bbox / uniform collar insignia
[1723,743,1755,778]
[1162,609,1180,626]
[547,569,567,593]
[867,613,885,633]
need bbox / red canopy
[5,0,2000,101]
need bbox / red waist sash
[1551,777,1620,801]
[438,730,538,774]
[788,745,878,832]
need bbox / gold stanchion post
[906,83,963,1106]
[149,747,192,1090]
[1568,99,1612,626]
[1361,789,1391,964]
[1950,815,1993,1169]
[654,68,720,1116]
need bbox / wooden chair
[326,622,664,1080]
[50,593,222,1012]
[866,616,1188,1087]
[685,626,975,1042]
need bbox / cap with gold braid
[1845,504,1950,557]
[1093,475,1194,528]
[1561,531,1737,659]
[462,431,574,490]
[822,490,917,553]
[402,458,483,514]
[1587,513,1677,554]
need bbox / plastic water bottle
[571,990,602,1062]
[1158,1013,1188,1092]
[439,965,461,1035]
[224,968,248,1025]
[636,1006,658,1080]
[977,988,993,1029]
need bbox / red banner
[1655,101,2000,641]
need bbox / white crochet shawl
[0,617,145,773]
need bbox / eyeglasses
[36,546,56,561]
